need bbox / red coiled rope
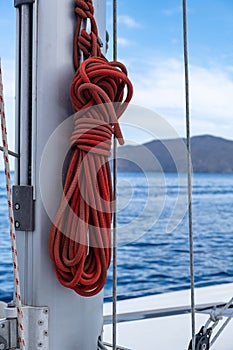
[48,0,133,296]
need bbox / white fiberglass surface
[103,283,233,349]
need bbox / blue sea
[0,172,232,302]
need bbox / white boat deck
[103,283,233,349]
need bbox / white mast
[14,0,106,348]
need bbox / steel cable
[182,1,196,349]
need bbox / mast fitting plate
[12,186,34,231]
[0,318,17,350]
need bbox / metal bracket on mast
[14,0,35,7]
[0,305,49,350]
[0,318,18,350]
[22,306,49,350]
[12,186,34,231]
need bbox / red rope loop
[49,0,133,296]
[71,118,113,156]
[74,0,101,69]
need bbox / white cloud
[129,58,233,141]
[118,37,131,47]
[132,59,184,110]
[118,15,141,29]
[162,6,182,17]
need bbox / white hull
[103,283,233,349]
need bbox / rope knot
[75,0,94,18]
[71,117,113,157]
[78,29,100,59]
[74,0,99,68]
[210,310,223,323]
[70,58,133,142]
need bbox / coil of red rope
[48,0,133,296]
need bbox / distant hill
[117,135,233,173]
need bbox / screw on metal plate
[14,203,20,211]
[15,221,20,229]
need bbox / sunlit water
[0,172,232,302]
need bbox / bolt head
[15,221,20,228]
[15,203,20,210]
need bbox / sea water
[0,172,232,302]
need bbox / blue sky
[106,0,233,142]
[1,0,233,155]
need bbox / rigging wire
[203,296,233,346]
[182,1,196,349]
[112,0,118,349]
[210,307,233,346]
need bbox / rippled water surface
[0,172,232,302]
[105,172,233,300]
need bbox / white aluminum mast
[14,0,106,349]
